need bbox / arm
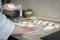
[0,1,37,40]
[12,25,36,34]
[0,14,37,40]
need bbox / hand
[3,4,22,11]
[21,27,38,34]
[3,4,15,11]
[12,25,38,35]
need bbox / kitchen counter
[12,26,60,40]
[11,18,60,40]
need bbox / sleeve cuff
[0,19,15,39]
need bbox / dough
[42,21,49,25]
[37,20,43,24]
[23,21,34,27]
[34,20,38,23]
[48,22,55,26]
[23,21,27,24]
[54,24,60,28]
[27,22,34,27]
[44,26,54,31]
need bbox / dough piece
[42,21,49,25]
[54,24,60,28]
[37,20,43,24]
[26,22,34,27]
[23,21,34,27]
[23,21,27,24]
[48,22,55,26]
[44,26,54,31]
[34,20,38,23]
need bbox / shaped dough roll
[44,26,54,31]
[54,24,60,28]
[42,21,49,25]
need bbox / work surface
[12,27,60,40]
[41,31,60,40]
[12,18,60,40]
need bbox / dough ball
[34,20,38,23]
[44,26,54,31]
[23,21,34,27]
[26,22,34,27]
[23,21,27,24]
[37,20,43,24]
[42,21,49,25]
[48,22,55,26]
[54,24,60,28]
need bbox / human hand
[12,25,38,35]
[21,27,38,34]
[3,4,22,11]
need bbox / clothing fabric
[0,0,15,40]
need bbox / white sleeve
[0,1,15,40]
[0,13,15,40]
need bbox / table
[12,27,60,40]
